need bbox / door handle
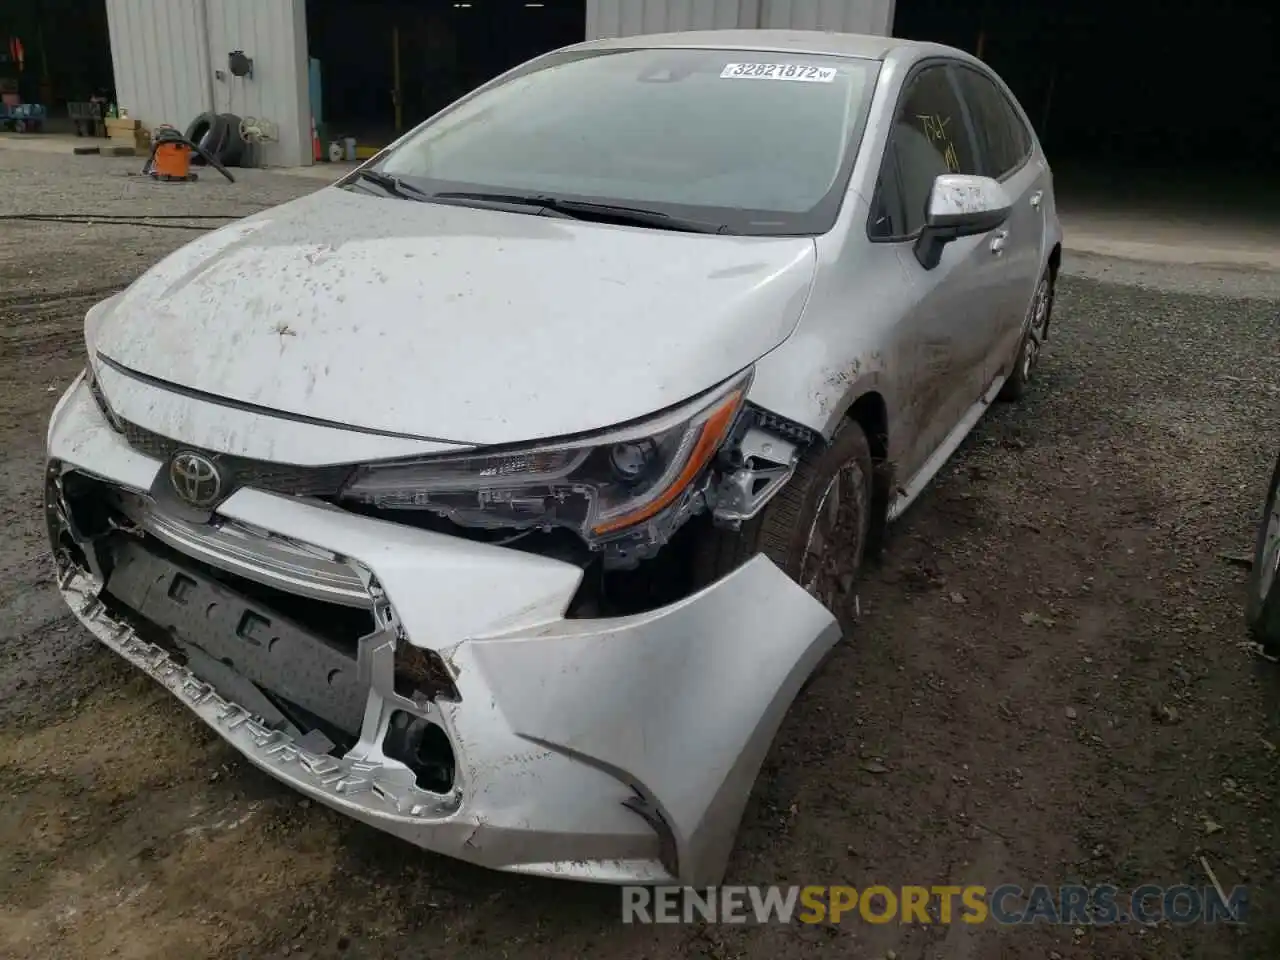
[1030,191,1043,209]
[990,230,1008,254]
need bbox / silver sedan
[46,30,1062,885]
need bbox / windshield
[369,47,881,236]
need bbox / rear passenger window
[874,64,978,237]
[956,68,1032,179]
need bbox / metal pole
[199,0,217,113]
[392,24,402,133]
[1040,61,1057,140]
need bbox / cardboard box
[105,127,150,156]
[105,116,140,133]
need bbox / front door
[875,63,1004,482]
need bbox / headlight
[339,369,752,545]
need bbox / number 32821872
[719,63,838,83]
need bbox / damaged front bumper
[45,376,839,885]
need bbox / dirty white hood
[90,187,817,447]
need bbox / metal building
[587,0,895,37]
[104,0,311,167]
[104,0,895,168]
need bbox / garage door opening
[895,0,1280,259]
[1,0,114,132]
[307,0,585,150]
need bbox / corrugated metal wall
[104,0,311,167]
[204,0,311,167]
[587,0,758,37]
[586,0,895,38]
[105,0,211,134]
[763,0,895,34]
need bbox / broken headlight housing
[338,370,752,549]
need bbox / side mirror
[914,174,1013,270]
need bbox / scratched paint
[930,174,1010,217]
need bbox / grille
[119,418,355,498]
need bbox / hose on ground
[0,215,221,231]
[0,213,247,220]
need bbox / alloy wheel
[799,459,867,611]
[1021,275,1051,381]
[1261,498,1280,602]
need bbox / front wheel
[999,266,1055,402]
[1246,452,1280,654]
[695,421,872,633]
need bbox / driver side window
[869,65,978,239]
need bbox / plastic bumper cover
[46,377,840,884]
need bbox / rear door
[952,65,1048,386]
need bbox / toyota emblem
[169,451,224,508]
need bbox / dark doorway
[306,0,585,147]
[1,0,114,116]
[894,0,1280,249]
[894,0,1279,174]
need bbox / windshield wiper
[550,198,728,234]
[431,191,727,234]
[349,169,431,202]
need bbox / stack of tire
[183,112,247,168]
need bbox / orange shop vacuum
[141,125,235,183]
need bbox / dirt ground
[2,149,1279,960]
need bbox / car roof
[564,29,968,65]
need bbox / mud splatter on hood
[90,187,817,446]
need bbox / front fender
[748,326,895,440]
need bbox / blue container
[309,57,322,126]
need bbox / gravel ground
[2,150,1279,960]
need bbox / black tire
[186,113,233,166]
[184,112,217,165]
[215,113,245,167]
[999,264,1055,402]
[695,420,873,633]
[204,115,231,161]
[1246,451,1280,654]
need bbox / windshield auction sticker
[719,63,837,83]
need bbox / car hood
[90,187,817,447]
